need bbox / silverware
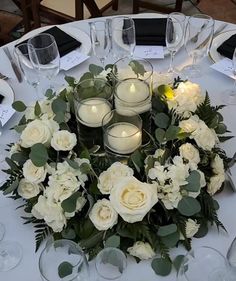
[191,22,207,43]
[213,23,228,38]
[3,47,22,83]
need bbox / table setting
[0,11,236,281]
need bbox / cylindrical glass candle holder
[115,78,151,144]
[112,56,153,86]
[74,78,113,150]
[102,109,142,161]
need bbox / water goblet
[39,239,89,281]
[95,247,127,281]
[90,21,110,67]
[28,33,60,89]
[182,14,214,78]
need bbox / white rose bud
[185,219,200,238]
[211,154,224,175]
[179,143,200,165]
[110,176,158,223]
[89,199,118,231]
[207,174,225,195]
[23,159,46,184]
[179,115,200,133]
[18,179,42,199]
[193,122,217,151]
[127,241,155,260]
[51,130,77,151]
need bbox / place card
[211,58,236,80]
[0,104,15,126]
[60,50,90,71]
[133,46,164,59]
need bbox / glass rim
[187,13,214,27]
[28,33,57,50]
[90,20,108,31]
[111,16,135,31]
[168,12,186,22]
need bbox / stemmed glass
[183,14,214,78]
[0,222,22,271]
[90,21,110,67]
[165,13,185,78]
[28,33,60,90]
[108,16,136,60]
[14,43,40,99]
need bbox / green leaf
[183,171,200,192]
[162,231,179,247]
[173,255,185,271]
[89,64,104,76]
[80,163,91,174]
[158,224,177,237]
[65,76,76,86]
[61,228,76,239]
[151,257,172,276]
[66,159,80,170]
[165,125,180,141]
[130,150,143,173]
[3,179,19,195]
[177,197,201,216]
[52,98,67,114]
[80,148,90,160]
[29,143,48,167]
[58,261,73,278]
[154,113,170,129]
[11,152,28,166]
[12,101,27,112]
[215,123,227,134]
[80,231,104,249]
[155,128,165,143]
[34,101,41,117]
[75,218,95,239]
[14,124,27,133]
[61,191,81,213]
[79,72,94,82]
[45,89,56,99]
[105,235,120,248]
[5,157,19,171]
[194,223,208,238]
[129,60,146,77]
[53,111,65,124]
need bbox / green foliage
[34,101,41,117]
[61,192,81,213]
[129,60,146,77]
[105,235,120,248]
[58,262,73,278]
[183,171,201,192]
[177,197,201,216]
[151,257,172,276]
[29,143,48,167]
[12,101,27,112]
[158,224,177,237]
[89,64,104,76]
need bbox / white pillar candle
[106,122,142,154]
[78,98,111,128]
[115,79,151,114]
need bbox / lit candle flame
[91,105,98,113]
[130,83,136,93]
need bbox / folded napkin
[16,26,81,57]
[124,18,167,46]
[217,34,236,59]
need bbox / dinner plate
[17,25,91,56]
[209,29,236,63]
[0,79,15,106]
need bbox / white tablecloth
[0,13,236,281]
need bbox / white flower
[211,154,224,175]
[127,241,155,260]
[51,130,77,151]
[23,159,46,184]
[167,156,189,188]
[98,162,134,194]
[21,119,59,148]
[9,142,21,156]
[179,143,200,165]
[207,174,225,195]
[179,115,200,133]
[89,199,118,231]
[161,189,182,210]
[185,219,200,238]
[32,195,66,232]
[148,164,167,186]
[25,99,55,121]
[17,179,42,199]
[193,122,217,151]
[110,176,158,223]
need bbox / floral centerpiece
[0,63,234,276]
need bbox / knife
[3,46,23,83]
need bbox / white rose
[211,154,224,175]
[17,179,42,199]
[110,176,158,223]
[21,119,59,148]
[179,115,200,133]
[193,123,216,151]
[23,159,46,184]
[179,143,200,165]
[207,174,225,195]
[51,130,77,151]
[32,195,66,232]
[98,162,134,194]
[89,199,118,231]
[185,219,200,238]
[127,241,155,260]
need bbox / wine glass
[182,14,214,78]
[0,222,22,271]
[221,48,236,104]
[108,16,136,60]
[39,239,89,281]
[95,247,127,281]
[90,21,110,67]
[28,33,60,89]
[165,13,185,78]
[14,43,40,99]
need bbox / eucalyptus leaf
[80,231,104,249]
[79,72,94,82]
[52,98,67,114]
[66,159,80,170]
[53,111,65,124]
[45,89,56,99]
[177,197,201,216]
[194,223,208,238]
[162,231,179,247]
[3,178,19,195]
[158,224,177,237]
[183,171,200,192]
[14,124,27,133]
[165,125,180,141]
[29,143,48,167]
[129,60,146,77]
[58,261,73,278]
[105,235,120,248]
[215,123,227,134]
[65,76,76,86]
[80,163,91,174]
[89,64,104,76]
[11,152,28,166]
[61,191,81,213]
[173,255,185,271]
[61,228,76,239]
[12,101,27,112]
[34,101,41,117]
[154,113,170,129]
[151,257,172,276]
[130,150,143,173]
[5,157,19,171]
[155,128,165,143]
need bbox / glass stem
[192,53,197,66]
[168,51,175,73]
